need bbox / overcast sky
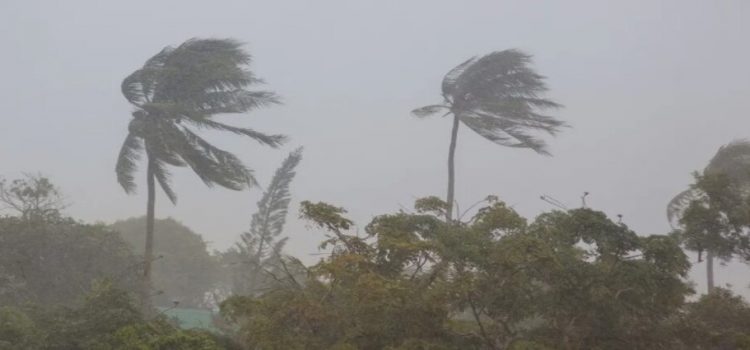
[1,0,748,296]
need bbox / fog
[1,0,749,300]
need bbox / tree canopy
[221,197,694,349]
[110,217,221,308]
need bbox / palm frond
[441,56,477,100]
[115,133,143,193]
[171,124,256,190]
[143,122,187,167]
[151,159,178,204]
[117,38,282,201]
[666,188,704,229]
[121,47,173,106]
[197,90,280,114]
[431,49,564,153]
[184,118,286,148]
[411,105,447,118]
[460,111,551,155]
[154,39,260,104]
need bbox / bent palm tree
[667,140,750,292]
[115,38,285,310]
[412,50,565,221]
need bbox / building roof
[157,307,218,332]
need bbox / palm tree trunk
[142,157,156,313]
[706,250,715,293]
[446,114,460,222]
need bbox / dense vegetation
[2,36,750,349]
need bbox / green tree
[0,215,139,307]
[667,140,750,292]
[110,217,221,308]
[221,197,691,349]
[223,148,303,296]
[0,306,42,350]
[411,50,565,221]
[115,38,285,310]
[5,282,229,350]
[670,288,750,349]
[0,174,66,221]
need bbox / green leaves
[184,118,286,148]
[229,148,303,295]
[222,197,691,349]
[116,38,286,200]
[410,104,447,118]
[300,201,354,232]
[668,140,750,263]
[421,49,565,154]
[0,174,67,220]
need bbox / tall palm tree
[115,38,285,310]
[412,50,565,221]
[667,140,750,293]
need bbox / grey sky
[1,0,748,295]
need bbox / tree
[0,215,140,307]
[221,197,691,349]
[110,217,221,308]
[3,282,230,350]
[667,140,750,292]
[670,288,750,349]
[0,306,42,349]
[0,174,67,221]
[412,50,565,221]
[222,148,303,296]
[115,38,286,310]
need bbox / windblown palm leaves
[413,49,565,153]
[116,38,285,202]
[667,140,750,292]
[115,38,284,310]
[667,140,750,228]
[412,49,565,220]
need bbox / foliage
[110,217,221,308]
[0,174,66,221]
[0,283,229,350]
[222,148,302,296]
[668,140,750,259]
[413,50,565,153]
[0,215,139,306]
[115,38,285,201]
[0,306,42,349]
[669,288,750,349]
[221,197,692,349]
[412,49,565,220]
[674,172,750,262]
[114,37,285,310]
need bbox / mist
[1,1,749,348]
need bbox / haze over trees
[109,217,221,308]
[221,148,303,297]
[115,38,286,310]
[667,140,750,292]
[2,23,750,348]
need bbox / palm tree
[412,50,565,221]
[667,140,750,293]
[115,38,285,310]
